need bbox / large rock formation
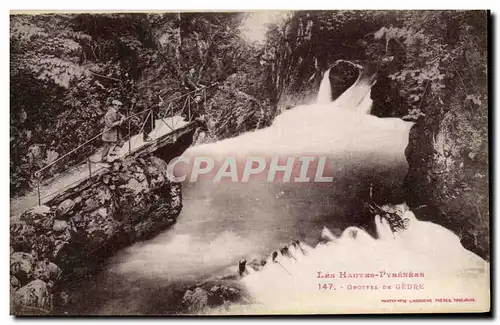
[10,156,183,315]
[200,72,273,142]
[181,283,248,314]
[404,100,489,260]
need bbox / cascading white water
[212,209,489,315]
[316,68,332,104]
[80,68,409,311]
[316,62,374,113]
[66,67,488,315]
[333,67,375,114]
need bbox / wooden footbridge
[10,85,214,221]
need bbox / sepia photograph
[9,9,490,316]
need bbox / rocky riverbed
[10,156,182,315]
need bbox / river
[61,67,414,315]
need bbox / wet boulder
[53,219,68,233]
[208,284,243,307]
[10,223,36,253]
[69,207,119,252]
[13,279,52,313]
[182,287,209,313]
[11,276,21,291]
[20,205,55,232]
[31,234,56,260]
[10,252,35,285]
[32,260,62,284]
[56,199,75,219]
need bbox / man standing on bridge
[183,67,202,92]
[101,99,126,162]
[143,93,159,143]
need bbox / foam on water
[68,67,463,315]
[212,210,489,314]
[180,65,408,161]
[109,230,255,281]
[112,67,414,283]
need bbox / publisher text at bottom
[380,298,476,304]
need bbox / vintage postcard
[10,10,490,315]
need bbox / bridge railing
[33,84,216,206]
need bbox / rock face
[182,287,209,313]
[10,252,35,286]
[10,156,183,315]
[13,279,52,314]
[204,73,273,141]
[181,283,247,314]
[404,101,489,260]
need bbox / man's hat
[111,99,123,106]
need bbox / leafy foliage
[204,72,272,140]
[11,12,270,196]
[368,11,487,121]
[262,11,486,119]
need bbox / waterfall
[333,67,376,114]
[70,67,423,315]
[117,73,415,281]
[316,68,332,104]
[316,64,375,115]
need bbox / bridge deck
[10,115,191,222]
